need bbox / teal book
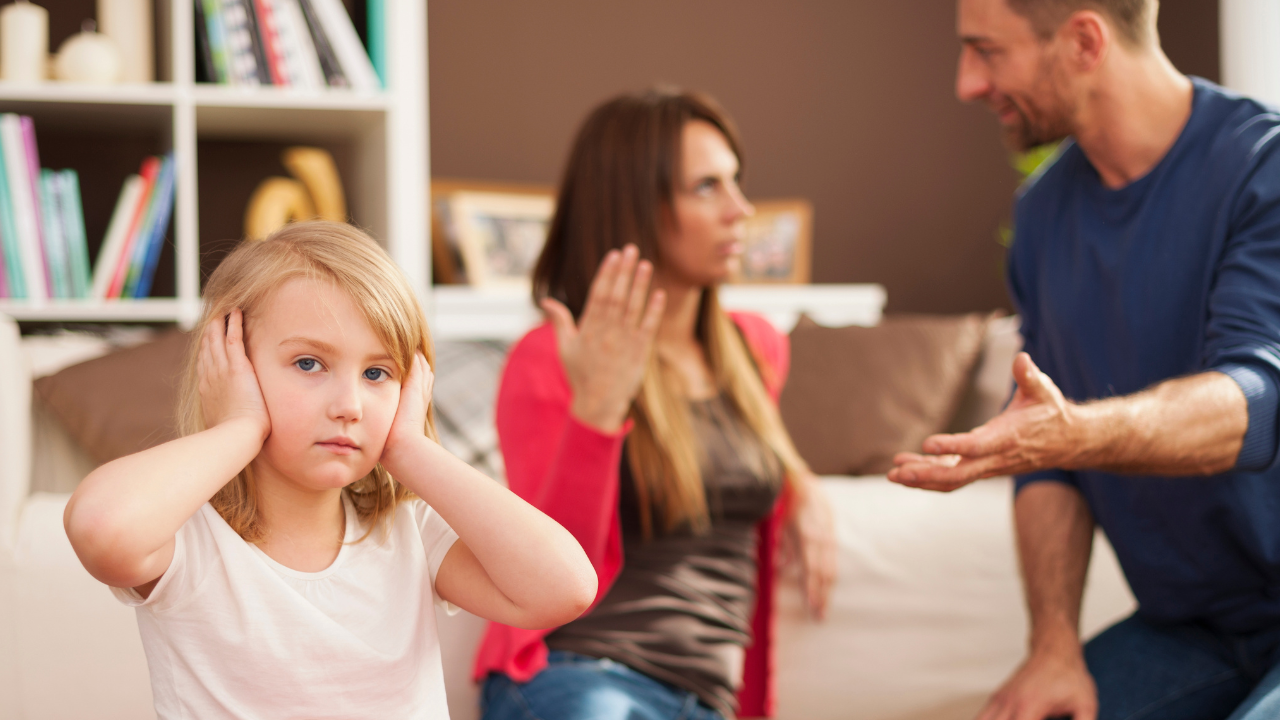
[203,0,231,83]
[58,170,91,298]
[0,136,25,298]
[37,170,69,298]
[367,0,385,87]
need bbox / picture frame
[430,179,555,286]
[732,199,813,284]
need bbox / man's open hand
[888,353,1083,492]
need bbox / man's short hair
[1005,0,1157,46]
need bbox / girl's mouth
[317,437,359,455]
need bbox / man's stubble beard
[1002,58,1075,152]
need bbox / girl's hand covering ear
[382,352,434,473]
[198,308,271,443]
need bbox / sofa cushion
[780,313,987,475]
[33,331,189,466]
[946,315,1023,433]
[431,340,508,483]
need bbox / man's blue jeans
[1087,613,1280,720]
[481,651,726,720]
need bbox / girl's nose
[328,378,363,423]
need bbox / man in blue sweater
[888,1,1280,719]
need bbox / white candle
[1,0,48,83]
[97,0,151,83]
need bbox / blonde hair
[627,290,809,536]
[178,221,437,543]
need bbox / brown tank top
[545,393,783,717]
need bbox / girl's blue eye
[364,368,386,381]
[296,358,318,372]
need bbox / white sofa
[0,313,1136,720]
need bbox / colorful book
[252,0,287,86]
[0,131,24,299]
[91,175,145,300]
[194,0,217,83]
[124,154,176,298]
[105,157,160,298]
[37,170,69,299]
[367,0,385,88]
[239,0,274,85]
[1,114,46,300]
[297,0,347,88]
[221,0,262,85]
[20,116,53,294]
[0,221,7,297]
[309,0,380,92]
[274,0,324,89]
[201,0,231,83]
[133,156,177,299]
[57,170,91,298]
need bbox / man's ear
[1059,9,1110,72]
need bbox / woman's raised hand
[541,245,666,433]
[197,308,271,443]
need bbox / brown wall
[429,0,1219,313]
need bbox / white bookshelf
[0,0,428,328]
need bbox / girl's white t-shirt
[112,494,460,720]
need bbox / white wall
[1220,0,1280,106]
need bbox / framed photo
[732,199,813,284]
[432,181,556,287]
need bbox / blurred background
[428,0,1221,314]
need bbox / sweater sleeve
[1006,215,1082,495]
[495,324,625,595]
[1204,135,1280,472]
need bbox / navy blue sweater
[1010,78,1280,633]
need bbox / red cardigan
[472,311,790,718]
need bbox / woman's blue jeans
[1087,613,1280,720]
[481,651,727,720]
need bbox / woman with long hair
[474,89,837,720]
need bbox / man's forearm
[1016,482,1094,654]
[1071,370,1247,476]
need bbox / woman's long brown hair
[532,89,809,537]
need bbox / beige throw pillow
[34,330,190,466]
[780,313,988,475]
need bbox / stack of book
[196,0,384,92]
[0,114,93,302]
[91,153,178,300]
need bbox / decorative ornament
[1,0,48,83]
[244,147,348,240]
[54,21,121,84]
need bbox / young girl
[64,221,596,719]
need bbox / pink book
[19,116,50,294]
[106,157,160,299]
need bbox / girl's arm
[380,355,597,630]
[64,310,269,594]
